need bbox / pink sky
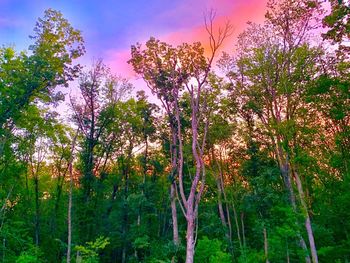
[104,0,268,78]
[0,0,269,102]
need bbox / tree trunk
[215,152,234,256]
[52,163,69,234]
[138,135,149,226]
[217,178,227,225]
[294,170,318,263]
[67,163,73,263]
[122,248,126,263]
[34,176,40,246]
[232,203,243,253]
[305,216,318,263]
[170,127,179,246]
[67,130,79,263]
[171,183,179,245]
[212,148,227,228]
[218,153,233,241]
[121,143,132,263]
[241,212,246,249]
[185,210,195,263]
[214,147,235,256]
[182,98,207,263]
[264,227,269,263]
[275,145,311,263]
[121,159,129,263]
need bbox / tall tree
[0,9,84,132]
[129,12,232,262]
[71,60,131,243]
[220,1,323,261]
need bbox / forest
[0,0,349,262]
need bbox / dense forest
[0,0,349,262]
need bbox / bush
[195,236,231,263]
[16,246,45,263]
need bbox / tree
[129,12,232,263]
[0,8,84,133]
[220,1,323,262]
[71,60,131,243]
[0,11,84,254]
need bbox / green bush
[16,246,45,263]
[74,236,110,263]
[195,236,231,263]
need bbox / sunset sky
[0,0,269,78]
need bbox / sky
[0,0,269,79]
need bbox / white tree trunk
[171,183,179,245]
[185,210,195,263]
[294,171,318,263]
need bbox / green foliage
[195,236,231,263]
[75,237,110,263]
[15,246,45,263]
[0,9,84,130]
[323,0,350,43]
[237,249,265,263]
[133,235,150,249]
